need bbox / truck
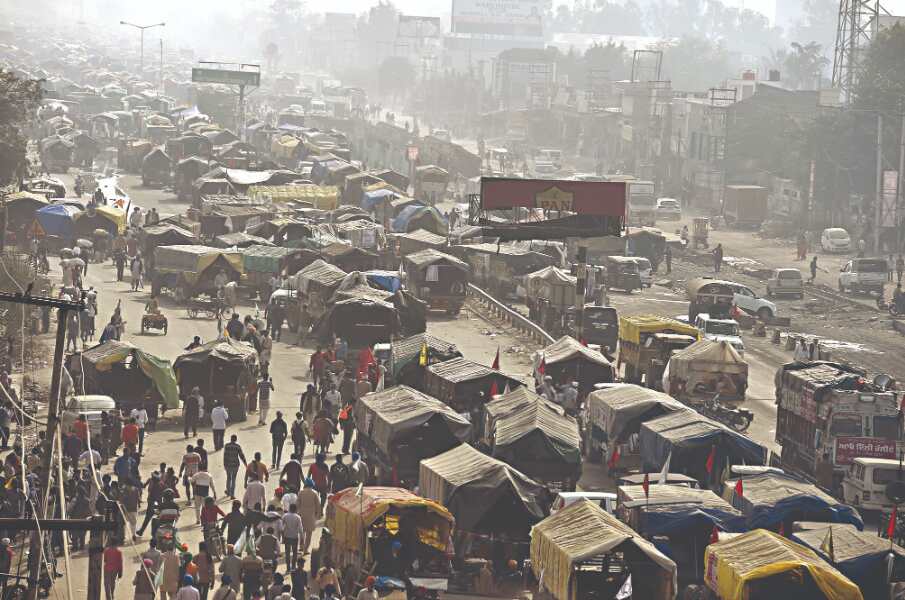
[627,180,657,226]
[775,361,903,494]
[722,185,768,228]
[617,315,699,388]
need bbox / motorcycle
[702,395,753,432]
[876,296,902,316]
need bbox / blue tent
[361,188,397,211]
[365,270,403,293]
[641,504,748,536]
[36,204,82,237]
[391,204,447,234]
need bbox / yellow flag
[419,342,428,367]
[820,526,835,562]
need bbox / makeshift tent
[703,529,863,600]
[173,337,258,420]
[142,224,197,249]
[792,523,905,600]
[535,336,615,393]
[365,271,403,293]
[313,297,400,348]
[67,341,179,409]
[395,228,448,255]
[353,386,472,483]
[361,187,398,211]
[73,205,125,237]
[423,356,524,413]
[212,231,274,249]
[419,443,550,538]
[665,338,748,398]
[36,203,82,238]
[531,500,677,600]
[723,472,863,530]
[4,192,49,231]
[287,258,347,294]
[523,266,576,304]
[387,333,461,387]
[483,386,563,443]
[392,204,447,235]
[639,410,767,483]
[491,400,582,490]
[247,184,340,210]
[618,484,745,535]
[587,384,687,447]
[320,243,378,272]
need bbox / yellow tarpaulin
[247,184,339,210]
[94,205,126,233]
[703,529,863,600]
[326,486,453,556]
[619,314,700,346]
[271,135,301,160]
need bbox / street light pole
[119,20,165,77]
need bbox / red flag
[538,354,546,375]
[709,525,720,544]
[491,347,500,370]
[734,478,744,498]
[489,380,499,398]
[642,473,650,498]
[580,338,588,347]
[705,445,716,474]
[778,522,785,537]
[608,446,620,469]
[888,505,898,539]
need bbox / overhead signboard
[192,67,260,87]
[480,177,626,217]
[451,0,544,37]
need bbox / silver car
[60,394,117,437]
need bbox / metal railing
[466,283,556,345]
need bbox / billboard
[451,0,544,37]
[479,177,626,217]
[192,66,260,87]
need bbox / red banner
[480,177,626,217]
[835,437,897,465]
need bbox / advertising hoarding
[192,67,260,87]
[479,177,626,217]
[451,0,545,37]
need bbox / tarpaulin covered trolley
[703,529,863,600]
[423,357,523,414]
[534,336,615,395]
[665,339,748,406]
[530,499,677,600]
[173,337,258,421]
[403,249,469,315]
[324,487,454,585]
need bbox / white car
[656,197,682,220]
[731,283,777,320]
[839,257,887,294]
[694,313,745,354]
[60,394,117,436]
[821,227,851,253]
[550,491,617,515]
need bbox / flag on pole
[705,445,716,474]
[888,505,898,539]
[491,347,500,370]
[537,353,546,376]
[418,342,428,367]
[580,338,588,347]
[615,575,632,600]
[820,527,835,562]
[489,380,499,397]
[642,473,650,499]
[658,451,671,485]
[734,478,744,498]
[607,446,620,470]
[503,381,511,394]
[709,525,720,544]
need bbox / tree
[784,41,829,90]
[0,70,42,187]
[585,42,630,81]
[659,36,733,91]
[377,57,416,99]
[855,23,905,113]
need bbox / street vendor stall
[664,339,748,406]
[703,529,863,600]
[639,410,767,485]
[535,336,615,395]
[722,472,863,531]
[173,337,258,421]
[617,484,745,585]
[420,443,550,540]
[585,384,687,464]
[324,487,454,592]
[66,340,180,417]
[423,357,523,414]
[491,400,582,491]
[531,500,677,600]
[402,249,469,315]
[385,333,462,388]
[353,386,471,485]
[792,522,905,600]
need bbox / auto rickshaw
[604,256,643,293]
[693,217,709,248]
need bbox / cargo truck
[627,180,657,226]
[722,185,768,228]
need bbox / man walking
[270,411,288,468]
[809,255,818,284]
[897,254,904,284]
[103,540,123,600]
[281,504,302,571]
[184,388,202,438]
[211,403,229,451]
[179,444,202,501]
[223,435,247,499]
[290,413,306,459]
[131,402,149,455]
[258,376,274,426]
[712,243,723,273]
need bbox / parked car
[821,227,851,253]
[839,257,887,294]
[842,457,899,511]
[550,491,618,515]
[60,394,117,436]
[694,313,745,354]
[731,283,778,320]
[766,268,804,298]
[655,197,682,220]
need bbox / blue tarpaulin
[366,270,403,293]
[392,204,447,233]
[36,204,82,237]
[748,495,863,530]
[361,188,397,211]
[641,505,748,536]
